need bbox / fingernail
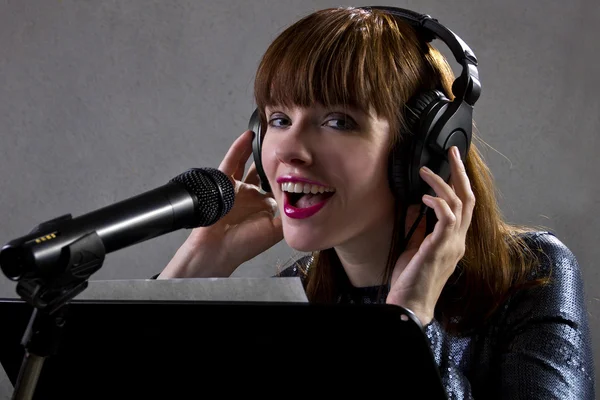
[422,194,433,204]
[421,166,431,174]
[453,146,461,160]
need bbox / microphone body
[0,167,235,281]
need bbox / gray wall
[0,0,598,395]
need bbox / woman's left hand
[386,146,476,326]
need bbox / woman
[158,6,595,398]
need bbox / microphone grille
[170,168,235,226]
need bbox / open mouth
[286,191,335,209]
[279,181,336,219]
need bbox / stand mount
[9,230,105,400]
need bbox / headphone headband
[249,6,482,199]
[362,6,481,106]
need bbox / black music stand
[0,297,447,399]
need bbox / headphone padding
[391,90,447,204]
[248,108,272,193]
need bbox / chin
[284,237,323,253]
[283,227,332,253]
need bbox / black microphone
[0,167,235,281]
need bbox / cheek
[259,136,277,181]
[344,148,389,184]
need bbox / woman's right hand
[158,130,283,279]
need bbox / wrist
[159,236,234,279]
[385,295,434,326]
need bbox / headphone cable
[405,202,429,244]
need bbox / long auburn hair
[254,7,546,333]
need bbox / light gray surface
[0,368,9,400]
[78,277,308,302]
[0,0,598,395]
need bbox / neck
[334,212,396,288]
[333,203,426,288]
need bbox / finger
[218,130,254,180]
[228,212,284,262]
[221,186,278,225]
[447,146,475,234]
[243,162,261,186]
[241,211,283,240]
[422,194,457,244]
[419,165,462,228]
[233,159,248,182]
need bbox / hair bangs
[254,8,399,128]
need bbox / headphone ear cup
[391,89,448,204]
[248,108,272,193]
[389,138,410,204]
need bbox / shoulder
[497,231,596,397]
[506,230,588,329]
[516,230,581,284]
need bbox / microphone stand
[9,231,106,400]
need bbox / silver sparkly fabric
[278,231,596,399]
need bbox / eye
[267,114,291,129]
[323,114,357,131]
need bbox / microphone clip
[16,230,106,314]
[9,230,106,400]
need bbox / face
[261,103,396,252]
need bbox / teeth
[281,182,335,194]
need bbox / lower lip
[283,194,333,219]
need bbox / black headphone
[248,6,481,205]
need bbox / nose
[274,125,314,168]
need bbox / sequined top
[277,231,596,399]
